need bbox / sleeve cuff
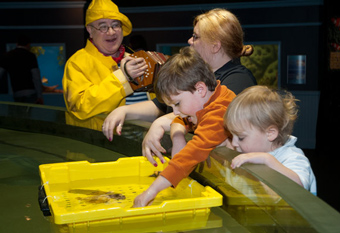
[113,69,133,96]
[160,161,186,188]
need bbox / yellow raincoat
[62,40,133,130]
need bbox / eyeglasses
[90,24,122,33]
[192,33,200,41]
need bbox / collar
[111,45,125,64]
[89,39,125,64]
[203,80,222,109]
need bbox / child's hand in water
[133,176,172,207]
[133,190,156,207]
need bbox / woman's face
[87,18,123,56]
[188,22,213,66]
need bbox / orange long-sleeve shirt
[161,81,236,187]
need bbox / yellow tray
[52,209,222,233]
[39,156,222,224]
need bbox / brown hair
[154,46,217,103]
[224,85,298,146]
[194,8,253,59]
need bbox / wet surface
[0,129,239,232]
[1,126,338,233]
[0,128,124,233]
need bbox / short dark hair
[154,46,217,103]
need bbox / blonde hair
[224,85,298,146]
[194,8,253,59]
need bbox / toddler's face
[164,90,203,125]
[231,125,273,153]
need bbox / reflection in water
[0,128,128,232]
[193,151,317,232]
[64,111,147,144]
[65,150,96,163]
[210,155,283,205]
[64,111,105,131]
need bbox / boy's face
[164,90,204,125]
[231,124,274,153]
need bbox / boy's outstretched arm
[231,152,303,187]
[170,122,187,157]
[133,175,172,207]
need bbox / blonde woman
[188,8,256,95]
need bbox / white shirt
[270,136,317,195]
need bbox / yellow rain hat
[85,0,132,36]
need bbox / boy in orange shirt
[134,47,235,207]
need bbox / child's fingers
[231,157,242,169]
